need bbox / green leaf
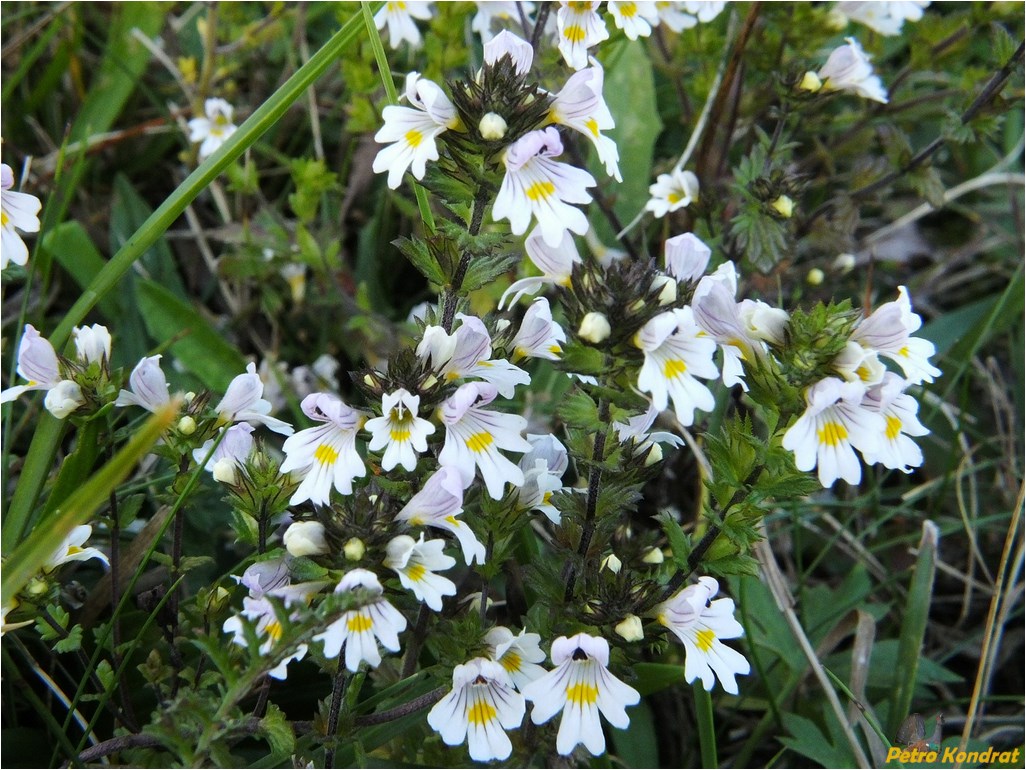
[135,280,246,391]
[557,390,600,428]
[657,510,692,569]
[259,703,295,758]
[632,662,689,696]
[609,699,659,768]
[54,625,84,654]
[460,251,521,294]
[111,174,187,299]
[393,236,446,285]
[41,222,120,319]
[779,713,857,769]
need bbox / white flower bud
[645,442,664,466]
[601,553,622,574]
[211,458,238,485]
[651,275,677,306]
[578,312,611,344]
[72,324,112,365]
[177,416,197,435]
[807,268,825,286]
[363,374,376,387]
[478,112,508,140]
[614,614,645,642]
[343,537,366,562]
[284,520,330,557]
[833,253,856,273]
[44,380,85,419]
[770,195,795,218]
[184,391,197,404]
[799,71,824,93]
[642,546,665,564]
[26,577,49,599]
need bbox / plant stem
[694,685,718,768]
[353,686,448,726]
[440,187,489,332]
[400,605,430,679]
[563,397,610,602]
[325,665,349,768]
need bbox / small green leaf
[53,624,84,654]
[259,703,296,757]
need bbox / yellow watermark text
[886,745,1021,765]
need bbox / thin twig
[563,398,610,602]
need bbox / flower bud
[343,537,366,562]
[184,391,197,404]
[644,442,664,466]
[478,112,508,140]
[72,324,112,365]
[601,553,622,574]
[799,71,823,93]
[833,253,856,273]
[44,380,85,419]
[205,586,231,614]
[422,374,438,390]
[806,267,825,286]
[212,458,238,485]
[284,520,330,557]
[642,547,664,564]
[177,416,197,435]
[614,614,645,642]
[363,374,376,387]
[26,577,49,599]
[651,275,677,306]
[578,312,611,344]
[770,195,795,218]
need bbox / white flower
[396,466,487,565]
[43,525,109,572]
[187,98,238,160]
[115,355,172,413]
[691,262,760,390]
[439,382,532,500]
[852,286,941,385]
[512,298,567,361]
[417,315,531,398]
[1,163,41,270]
[384,533,456,611]
[215,363,294,435]
[816,38,888,103]
[556,0,609,70]
[365,389,435,472]
[223,567,326,680]
[313,569,407,672]
[292,353,341,399]
[193,423,255,472]
[0,325,60,404]
[548,62,621,181]
[44,380,85,419]
[474,3,536,43]
[280,393,366,505]
[521,632,641,756]
[655,576,750,694]
[614,405,685,462]
[427,657,526,762]
[283,520,330,558]
[483,29,535,75]
[738,299,789,347]
[782,377,886,487]
[635,308,718,426]
[834,1,929,36]
[517,433,569,523]
[72,324,112,365]
[578,311,611,343]
[682,1,726,22]
[607,1,659,39]
[834,340,886,386]
[664,232,711,283]
[654,1,698,32]
[859,372,929,473]
[500,226,582,308]
[494,128,596,249]
[373,72,461,189]
[484,626,548,691]
[645,168,700,218]
[374,0,432,48]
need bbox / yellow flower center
[406,563,426,582]
[695,628,716,652]
[347,614,373,633]
[390,428,411,441]
[620,2,637,17]
[584,117,600,137]
[466,432,494,452]
[663,359,687,378]
[885,415,902,440]
[898,345,910,357]
[467,698,497,726]
[667,192,683,204]
[563,24,586,43]
[525,181,556,201]
[817,421,848,447]
[406,129,423,148]
[566,682,599,705]
[315,444,339,465]
[501,651,522,673]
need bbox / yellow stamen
[406,563,426,582]
[466,432,494,452]
[885,415,902,440]
[501,652,522,673]
[817,421,848,447]
[663,359,687,378]
[406,129,423,148]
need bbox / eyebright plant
[2,1,1021,768]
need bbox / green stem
[693,686,718,769]
[361,1,435,234]
[2,7,377,552]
